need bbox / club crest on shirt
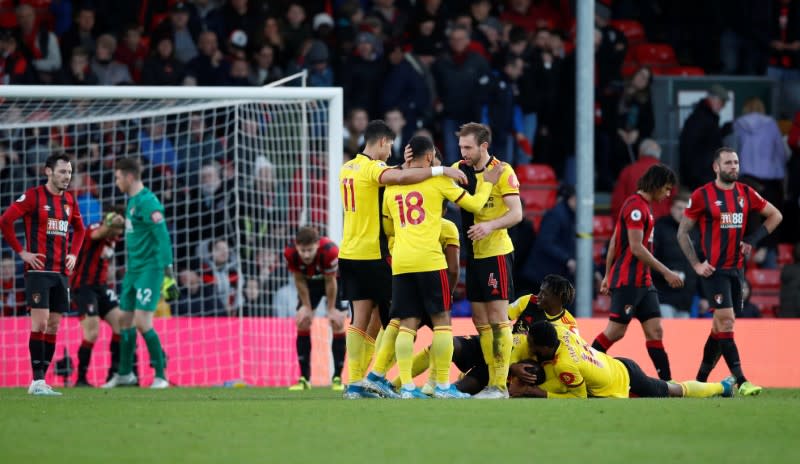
[65,206,70,217]
[16,194,26,202]
[738,197,744,208]
[559,372,576,386]
[508,173,520,189]
[624,304,633,315]
[714,294,723,305]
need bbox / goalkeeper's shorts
[120,270,164,312]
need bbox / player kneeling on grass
[71,210,127,386]
[284,226,348,392]
[508,321,735,399]
[103,157,179,389]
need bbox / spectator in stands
[139,117,178,173]
[653,192,699,318]
[500,0,538,32]
[372,0,408,42]
[433,24,491,164]
[679,84,729,190]
[226,29,249,61]
[0,29,37,85]
[384,107,407,164]
[341,31,385,119]
[380,43,434,138]
[200,239,241,316]
[60,5,97,60]
[508,198,537,296]
[176,114,225,182]
[57,46,98,85]
[16,4,61,84]
[282,2,312,64]
[226,58,251,86]
[779,243,800,317]
[720,1,771,75]
[785,111,800,241]
[484,54,527,164]
[173,269,226,317]
[469,0,503,57]
[608,66,655,183]
[92,34,133,86]
[210,0,265,48]
[249,43,284,86]
[767,0,800,82]
[186,31,229,86]
[287,39,333,87]
[734,97,789,269]
[1,254,25,316]
[312,12,336,50]
[141,35,186,86]
[595,1,627,92]
[522,184,576,291]
[154,2,200,64]
[408,8,445,60]
[0,143,25,209]
[261,16,287,67]
[70,170,103,227]
[343,107,368,155]
[242,277,270,316]
[611,139,674,222]
[115,24,148,84]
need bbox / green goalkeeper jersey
[124,187,173,272]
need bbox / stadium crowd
[1,0,799,319]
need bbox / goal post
[0,85,343,387]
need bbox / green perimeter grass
[2,388,799,464]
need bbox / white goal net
[0,85,343,387]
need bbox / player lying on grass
[508,320,736,399]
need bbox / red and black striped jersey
[609,193,654,288]
[685,182,767,270]
[0,185,84,275]
[70,222,119,288]
[283,236,339,282]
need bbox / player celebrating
[677,147,783,396]
[511,321,735,399]
[339,120,467,399]
[284,226,347,392]
[382,135,501,398]
[592,164,682,381]
[0,153,86,396]
[453,122,522,399]
[71,210,127,386]
[103,157,178,389]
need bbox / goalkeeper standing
[103,157,178,389]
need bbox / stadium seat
[746,269,781,292]
[662,66,705,76]
[516,163,557,185]
[749,294,779,318]
[633,43,677,67]
[610,19,646,45]
[520,189,558,212]
[621,61,639,78]
[593,215,614,240]
[778,243,795,266]
[593,295,611,317]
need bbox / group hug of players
[1,155,177,394]
[290,120,780,399]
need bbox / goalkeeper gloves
[162,276,180,302]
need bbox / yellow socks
[361,333,376,375]
[680,380,724,398]
[346,326,368,384]
[432,326,454,387]
[395,327,416,387]
[492,322,513,389]
[477,324,495,386]
[371,320,399,377]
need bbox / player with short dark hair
[103,157,178,389]
[338,120,469,399]
[0,153,86,395]
[511,320,735,399]
[593,164,682,381]
[677,147,783,396]
[284,226,347,392]
[453,122,523,399]
[71,209,126,387]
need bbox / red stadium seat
[516,163,557,185]
[593,215,614,240]
[593,295,611,317]
[746,269,781,292]
[520,189,558,212]
[633,43,677,67]
[610,19,646,45]
[662,66,705,76]
[621,61,639,78]
[749,295,779,318]
[778,243,795,266]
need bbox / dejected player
[677,147,783,396]
[0,153,86,396]
[284,226,348,392]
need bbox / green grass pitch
[2,388,799,464]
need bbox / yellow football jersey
[339,154,391,260]
[383,175,492,275]
[452,158,520,259]
[508,294,580,336]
